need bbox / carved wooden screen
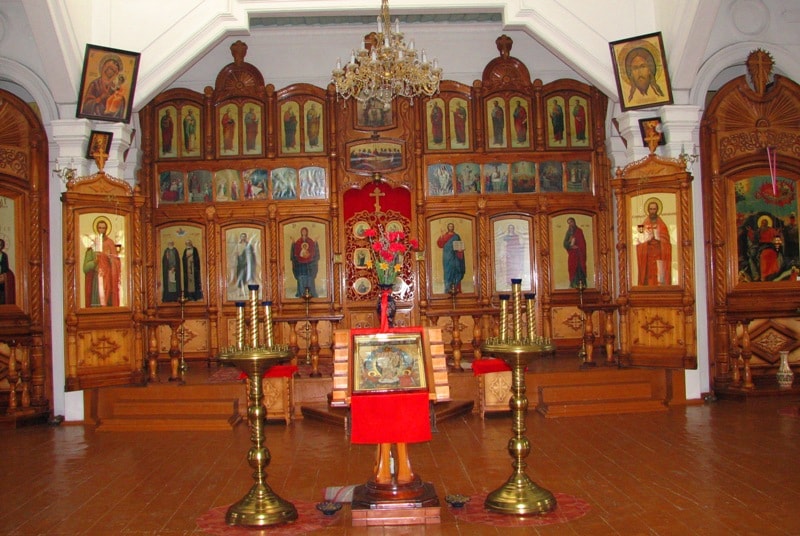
[0,89,51,422]
[701,49,800,393]
[612,148,697,370]
[137,36,612,367]
[62,172,145,390]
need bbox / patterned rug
[448,492,591,527]
[196,501,340,535]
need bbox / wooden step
[536,379,667,418]
[112,398,238,417]
[96,398,241,432]
[537,398,667,418]
[98,414,242,432]
[540,380,654,402]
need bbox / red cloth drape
[350,391,431,444]
[264,364,298,378]
[236,364,298,381]
[471,358,512,375]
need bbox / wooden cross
[643,120,662,154]
[370,186,385,213]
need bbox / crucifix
[369,186,385,213]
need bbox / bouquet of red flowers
[363,227,419,286]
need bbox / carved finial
[230,40,248,65]
[496,35,513,59]
[746,48,774,95]
[93,150,107,173]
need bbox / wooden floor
[2,378,800,535]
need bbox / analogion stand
[348,326,441,527]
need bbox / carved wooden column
[582,311,595,366]
[471,314,483,360]
[7,343,17,412]
[287,320,299,369]
[740,321,754,389]
[450,314,463,371]
[168,321,182,382]
[147,325,160,382]
[309,320,321,377]
[19,346,31,409]
[602,309,617,365]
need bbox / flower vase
[376,284,396,331]
[776,350,794,389]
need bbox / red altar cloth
[236,364,298,381]
[471,358,512,375]
[350,391,431,444]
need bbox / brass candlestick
[219,286,296,527]
[178,292,188,375]
[576,281,591,366]
[302,287,312,367]
[481,279,556,515]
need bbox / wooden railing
[1,340,33,415]
[425,308,496,371]
[273,314,343,377]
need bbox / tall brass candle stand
[218,285,297,527]
[481,279,557,515]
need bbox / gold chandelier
[331,0,442,105]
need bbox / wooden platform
[84,356,684,431]
[534,368,669,417]
[351,505,441,527]
[300,399,474,427]
[714,374,800,401]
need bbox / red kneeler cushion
[350,391,431,444]
[471,358,512,375]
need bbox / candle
[499,294,510,342]
[235,302,245,350]
[263,301,274,348]
[248,285,259,348]
[525,293,536,341]
[511,279,523,340]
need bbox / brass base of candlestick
[225,485,298,527]
[220,346,296,528]
[485,473,556,516]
